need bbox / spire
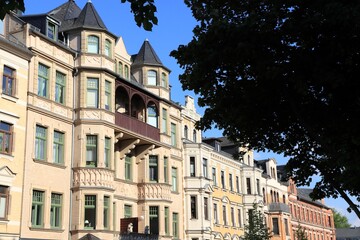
[47,0,81,31]
[132,39,164,67]
[71,0,107,30]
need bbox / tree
[333,209,351,228]
[170,0,360,218]
[295,224,308,240]
[243,204,271,240]
[0,0,157,31]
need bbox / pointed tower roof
[132,39,167,69]
[70,0,107,31]
[47,0,82,32]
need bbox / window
[55,71,66,104]
[223,205,227,225]
[161,108,167,134]
[214,203,218,224]
[184,125,188,139]
[193,129,197,142]
[149,206,159,234]
[246,178,252,194]
[172,167,178,192]
[47,21,56,40]
[164,156,168,183]
[212,168,217,186]
[171,123,176,146]
[231,207,235,226]
[190,157,196,177]
[2,66,16,96]
[147,70,157,85]
[84,195,96,229]
[105,80,111,110]
[256,178,260,195]
[161,72,167,87]
[0,121,12,154]
[272,218,279,235]
[104,137,111,168]
[221,171,225,189]
[53,131,64,164]
[190,196,197,219]
[118,62,123,76]
[238,209,242,227]
[124,204,132,218]
[229,174,233,191]
[236,176,240,193]
[172,212,178,238]
[147,103,158,127]
[125,155,132,180]
[88,35,99,53]
[38,63,49,98]
[87,78,99,108]
[203,158,208,178]
[86,135,97,167]
[50,193,62,228]
[105,39,111,57]
[35,125,47,160]
[204,197,209,220]
[285,218,289,235]
[103,196,110,229]
[149,155,158,182]
[0,186,9,219]
[124,65,129,79]
[32,190,44,227]
[164,207,169,235]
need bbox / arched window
[118,62,123,76]
[125,65,129,79]
[147,70,157,85]
[147,102,158,127]
[193,129,197,142]
[161,72,167,87]
[184,125,188,139]
[105,39,111,57]
[87,35,99,53]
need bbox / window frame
[125,154,132,180]
[147,70,157,85]
[103,196,110,229]
[86,135,98,167]
[190,196,197,219]
[171,167,178,192]
[53,130,64,164]
[124,204,132,218]
[190,157,196,177]
[38,63,49,98]
[164,156,168,183]
[87,35,99,54]
[171,123,176,147]
[0,185,9,220]
[35,125,47,160]
[105,80,111,110]
[104,39,112,57]
[31,190,44,227]
[161,72,167,88]
[84,195,96,229]
[87,78,99,108]
[161,108,167,134]
[104,137,111,168]
[2,65,16,96]
[202,158,208,178]
[0,121,13,155]
[172,212,179,238]
[55,71,66,104]
[50,193,62,228]
[149,155,158,182]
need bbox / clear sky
[23,0,359,226]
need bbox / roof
[47,0,81,31]
[78,233,101,240]
[69,1,107,31]
[336,228,360,239]
[132,39,166,69]
[297,188,329,208]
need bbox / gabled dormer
[20,14,61,42]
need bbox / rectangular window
[161,73,167,88]
[190,157,196,177]
[171,123,176,146]
[104,137,111,168]
[149,206,159,234]
[53,131,64,164]
[38,63,49,98]
[124,204,132,218]
[236,176,240,193]
[172,167,178,192]
[272,218,279,235]
[164,156,168,183]
[161,108,167,133]
[84,195,96,229]
[212,167,217,186]
[31,190,44,227]
[172,212,178,238]
[223,205,227,225]
[2,66,16,96]
[202,158,208,178]
[229,174,233,191]
[246,178,252,194]
[55,71,66,104]
[204,197,209,220]
[105,40,112,57]
[0,186,9,219]
[47,21,56,40]
[86,135,97,167]
[285,218,289,235]
[231,207,235,226]
[256,178,260,195]
[50,193,62,228]
[103,196,110,229]
[35,125,47,160]
[164,207,169,235]
[221,171,225,189]
[88,35,99,54]
[125,155,132,180]
[214,203,218,224]
[0,121,13,154]
[149,155,158,182]
[105,80,111,110]
[87,78,99,108]
[190,196,197,219]
[238,209,242,227]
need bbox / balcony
[138,182,171,201]
[268,202,290,213]
[115,113,160,141]
[73,167,115,190]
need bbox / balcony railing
[268,202,290,213]
[73,167,114,190]
[138,182,171,201]
[115,113,160,141]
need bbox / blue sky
[23,0,359,226]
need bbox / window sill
[1,93,18,102]
[33,159,67,169]
[29,226,65,232]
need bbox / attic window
[47,21,57,40]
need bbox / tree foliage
[295,224,308,240]
[171,0,360,218]
[0,0,24,19]
[333,209,351,228]
[243,204,271,240]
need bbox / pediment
[0,166,16,186]
[204,183,214,193]
[213,232,222,239]
[224,233,231,240]
[222,196,230,203]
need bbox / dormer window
[105,39,111,57]
[46,19,58,41]
[147,70,157,85]
[88,35,99,54]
